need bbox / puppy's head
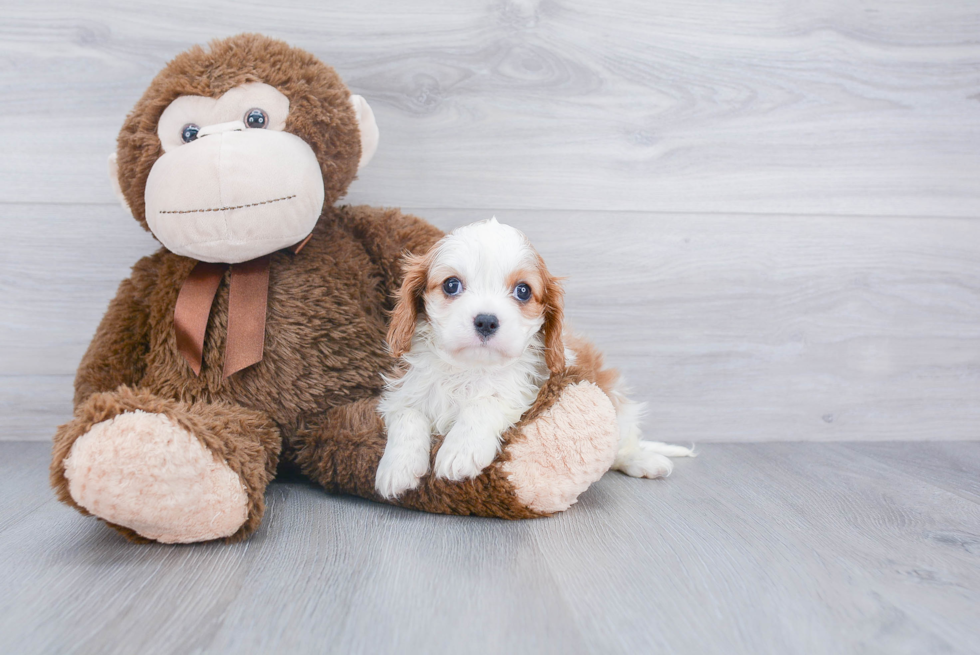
[388,218,565,373]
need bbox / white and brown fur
[375,218,693,499]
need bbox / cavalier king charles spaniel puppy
[375,218,693,498]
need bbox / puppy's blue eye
[514,282,532,302]
[443,277,463,296]
[181,124,200,143]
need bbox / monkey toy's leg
[50,386,281,543]
[287,371,619,518]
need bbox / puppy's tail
[564,333,697,466]
[609,383,697,480]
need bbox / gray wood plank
[4,204,979,442]
[841,441,980,504]
[0,0,978,215]
[0,375,74,442]
[2,441,979,654]
[540,442,980,654]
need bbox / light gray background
[2,0,979,442]
[2,3,980,654]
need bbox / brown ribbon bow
[173,235,312,379]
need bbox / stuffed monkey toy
[50,34,620,543]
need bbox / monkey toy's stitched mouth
[158,194,297,215]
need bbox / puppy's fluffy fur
[375,218,693,498]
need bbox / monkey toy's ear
[107,152,133,217]
[349,95,379,171]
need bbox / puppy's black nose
[473,314,499,339]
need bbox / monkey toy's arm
[71,261,155,407]
[289,366,620,519]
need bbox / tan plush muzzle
[144,125,325,264]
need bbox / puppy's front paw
[375,445,430,499]
[433,426,500,481]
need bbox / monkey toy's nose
[473,314,499,339]
[196,120,247,138]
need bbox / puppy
[375,218,693,499]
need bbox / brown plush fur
[51,34,619,542]
[285,370,594,520]
[51,202,444,541]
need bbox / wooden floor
[1,440,978,655]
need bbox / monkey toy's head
[109,33,378,263]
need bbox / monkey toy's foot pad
[63,411,248,543]
[501,381,620,515]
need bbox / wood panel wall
[2,0,978,441]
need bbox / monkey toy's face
[109,39,378,264]
[147,82,322,263]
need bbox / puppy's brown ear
[387,252,430,358]
[540,261,566,375]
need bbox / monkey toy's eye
[245,108,268,129]
[181,124,200,143]
[443,277,463,296]
[514,282,532,302]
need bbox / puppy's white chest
[424,368,532,435]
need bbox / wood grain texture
[1,1,978,442]
[0,0,979,215]
[1,441,978,654]
[3,203,978,442]
[3,4,978,653]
